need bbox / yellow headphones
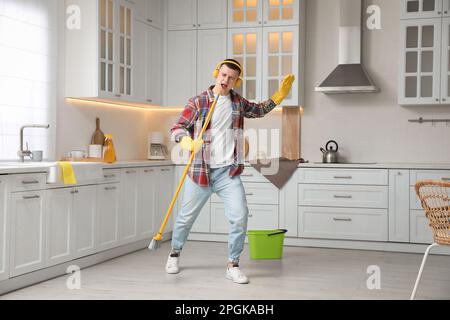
[213,60,243,88]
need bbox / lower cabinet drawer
[211,203,278,234]
[410,209,433,244]
[298,184,388,208]
[298,206,388,241]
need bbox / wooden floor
[1,241,450,300]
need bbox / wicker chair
[410,180,450,300]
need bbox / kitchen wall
[303,0,450,163]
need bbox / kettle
[320,140,339,163]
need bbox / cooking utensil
[320,140,339,163]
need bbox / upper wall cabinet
[228,25,299,105]
[229,0,299,28]
[133,0,164,29]
[399,1,450,105]
[167,0,227,31]
[65,0,136,102]
[400,0,449,19]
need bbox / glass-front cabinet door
[229,0,263,28]
[442,18,450,103]
[399,19,442,105]
[401,0,444,19]
[444,0,450,17]
[117,1,133,98]
[228,28,263,102]
[263,0,299,26]
[99,0,115,96]
[262,26,298,105]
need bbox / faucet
[18,124,50,162]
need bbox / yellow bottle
[103,134,117,163]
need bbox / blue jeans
[171,166,249,263]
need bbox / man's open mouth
[221,84,228,89]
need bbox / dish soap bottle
[103,134,116,163]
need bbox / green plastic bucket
[247,229,287,260]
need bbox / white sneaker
[226,266,249,284]
[165,254,180,274]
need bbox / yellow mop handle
[153,94,220,240]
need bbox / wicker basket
[415,180,450,245]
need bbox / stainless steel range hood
[315,0,378,94]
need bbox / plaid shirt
[171,86,277,187]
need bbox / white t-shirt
[209,94,234,169]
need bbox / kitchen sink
[0,161,103,184]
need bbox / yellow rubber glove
[180,136,204,154]
[271,74,296,105]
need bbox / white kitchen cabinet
[134,21,163,105]
[65,0,136,102]
[0,176,9,281]
[153,167,175,234]
[297,168,389,242]
[97,182,121,251]
[134,0,164,29]
[445,0,450,16]
[120,168,139,244]
[73,185,98,258]
[168,0,227,31]
[167,29,227,106]
[298,206,388,242]
[441,18,450,103]
[10,191,45,277]
[228,26,299,105]
[410,209,434,243]
[45,188,73,267]
[388,170,410,243]
[399,19,442,105]
[138,166,174,239]
[138,167,156,239]
[229,0,300,28]
[400,0,446,19]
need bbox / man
[168,59,295,284]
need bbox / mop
[148,94,220,250]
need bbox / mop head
[148,237,162,251]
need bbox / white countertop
[1,160,450,175]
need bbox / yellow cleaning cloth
[57,161,77,185]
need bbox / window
[0,0,57,160]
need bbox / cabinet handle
[438,11,442,14]
[104,174,116,178]
[333,176,353,179]
[436,98,440,102]
[193,24,196,27]
[22,180,39,185]
[333,218,352,222]
[146,99,153,103]
[333,195,353,199]
[197,24,200,27]
[245,193,254,196]
[115,94,122,98]
[144,169,154,173]
[126,170,136,174]
[105,186,117,191]
[258,21,262,24]
[147,19,153,23]
[441,177,450,181]
[445,11,448,14]
[71,190,79,194]
[248,214,253,218]
[443,99,447,102]
[161,169,171,172]
[23,195,40,200]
